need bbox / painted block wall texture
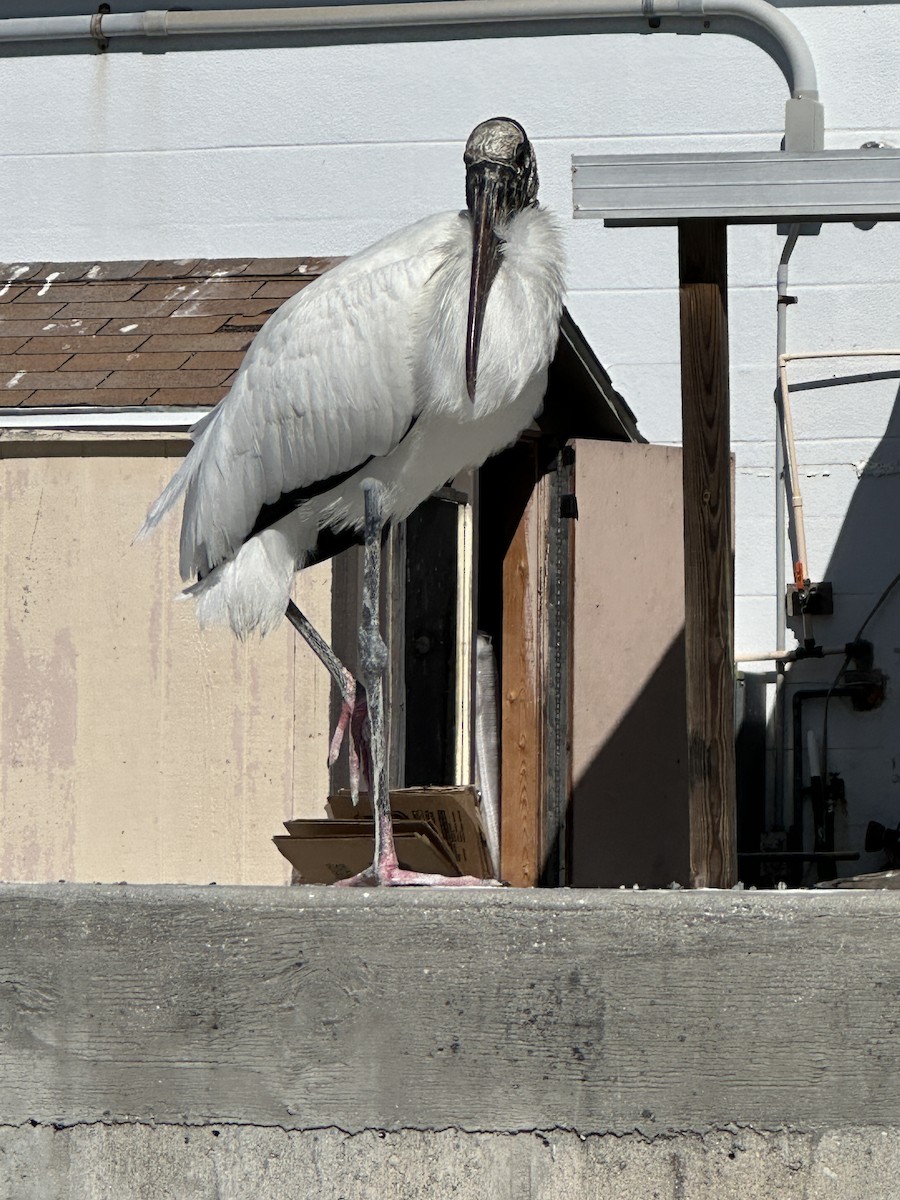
[1,6,899,869]
[0,442,332,884]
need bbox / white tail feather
[183,528,296,638]
[135,456,196,542]
[135,406,223,543]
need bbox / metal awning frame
[573,147,900,227]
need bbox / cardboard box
[274,787,497,883]
[327,786,495,878]
[275,818,460,884]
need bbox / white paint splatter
[855,459,900,479]
[0,283,10,298]
[738,468,775,479]
[36,271,60,297]
[42,324,57,331]
[10,265,31,279]
[86,265,101,279]
[5,370,25,389]
[119,324,138,333]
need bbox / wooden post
[500,472,543,887]
[678,219,738,888]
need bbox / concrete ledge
[3,1123,899,1200]
[1,884,898,1138]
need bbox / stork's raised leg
[338,478,503,888]
[284,599,369,802]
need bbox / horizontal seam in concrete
[0,1118,828,1143]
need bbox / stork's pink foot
[327,677,370,802]
[334,860,506,888]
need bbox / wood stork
[140,117,565,886]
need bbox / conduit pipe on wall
[779,348,900,589]
[773,224,800,834]
[0,1,823,147]
[772,345,900,828]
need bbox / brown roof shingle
[0,257,643,445]
[0,257,340,409]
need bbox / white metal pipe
[778,347,900,584]
[778,356,810,584]
[0,16,95,40]
[773,224,799,833]
[0,1,820,100]
[782,350,900,361]
[736,645,848,663]
[772,344,900,826]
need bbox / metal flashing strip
[0,407,208,430]
[573,147,900,224]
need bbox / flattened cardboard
[327,786,494,878]
[274,818,461,884]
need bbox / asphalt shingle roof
[0,258,338,407]
[0,256,640,442]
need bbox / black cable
[820,564,900,778]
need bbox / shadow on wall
[779,374,900,878]
[564,377,900,888]
[569,632,690,889]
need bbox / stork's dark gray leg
[357,479,395,875]
[338,479,504,889]
[284,598,369,802]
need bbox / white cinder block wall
[3,4,899,874]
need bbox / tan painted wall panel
[0,439,331,885]
[570,441,689,887]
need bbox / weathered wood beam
[678,218,738,888]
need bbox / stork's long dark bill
[466,171,504,403]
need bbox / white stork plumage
[140,117,565,886]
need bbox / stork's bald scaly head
[463,117,539,402]
[464,117,539,219]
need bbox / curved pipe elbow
[646,0,818,100]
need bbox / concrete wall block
[734,439,777,468]
[589,359,682,442]
[788,378,900,446]
[565,288,681,371]
[791,686,898,755]
[4,885,899,1133]
[734,594,778,656]
[0,36,788,159]
[734,471,777,599]
[2,1121,900,1200]
[729,223,900,290]
[730,367,779,444]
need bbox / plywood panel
[570,441,689,887]
[0,438,331,885]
